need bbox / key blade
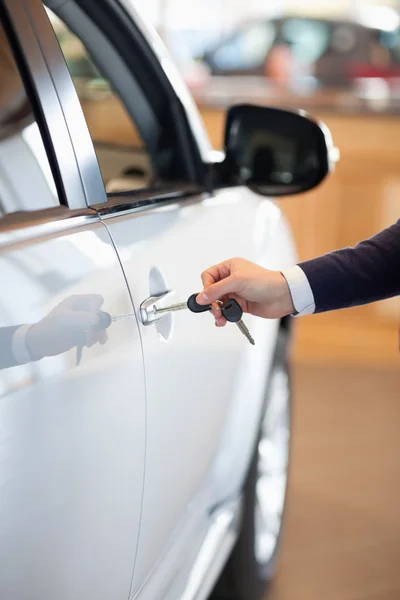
[237,320,255,346]
[112,313,136,322]
[154,303,188,315]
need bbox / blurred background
[52,2,400,598]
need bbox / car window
[210,22,276,71]
[0,20,60,216]
[380,28,400,64]
[207,18,361,86]
[280,18,331,63]
[47,10,155,194]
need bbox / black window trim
[1,0,97,211]
[0,0,68,208]
[68,0,209,189]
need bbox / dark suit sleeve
[0,326,22,370]
[299,219,400,313]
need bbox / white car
[0,1,337,599]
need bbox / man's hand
[197,258,295,326]
[26,294,109,361]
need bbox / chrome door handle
[140,292,174,326]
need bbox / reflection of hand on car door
[0,294,111,370]
[26,294,110,360]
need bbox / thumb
[197,276,241,304]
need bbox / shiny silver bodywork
[0,1,298,599]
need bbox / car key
[153,294,212,315]
[118,294,212,327]
[221,299,255,346]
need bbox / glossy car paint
[0,218,146,600]
[103,189,297,597]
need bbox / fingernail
[215,321,220,327]
[197,292,209,303]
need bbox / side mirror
[223,104,339,196]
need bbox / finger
[78,294,105,313]
[209,303,226,326]
[60,311,101,330]
[98,331,108,346]
[62,294,105,313]
[197,276,241,305]
[211,310,226,327]
[84,294,105,313]
[85,330,100,348]
[85,329,108,348]
[201,262,231,289]
[201,266,220,288]
[210,301,222,319]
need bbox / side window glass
[281,19,330,63]
[0,21,60,216]
[48,10,154,194]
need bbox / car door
[43,2,293,596]
[0,2,146,599]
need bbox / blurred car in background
[200,16,400,89]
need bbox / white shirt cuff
[12,324,33,364]
[281,265,316,317]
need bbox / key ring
[212,300,224,310]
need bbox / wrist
[12,324,34,365]
[280,266,316,317]
[25,324,45,361]
[276,272,295,315]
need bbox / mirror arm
[207,153,240,189]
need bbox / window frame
[39,0,210,207]
[75,0,207,185]
[46,5,162,186]
[1,0,98,211]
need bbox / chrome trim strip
[179,500,241,600]
[0,210,99,249]
[95,186,206,221]
[3,0,91,210]
[131,497,241,600]
[318,120,341,172]
[297,108,340,173]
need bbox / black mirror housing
[223,104,339,197]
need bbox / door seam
[99,216,149,600]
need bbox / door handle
[140,292,174,326]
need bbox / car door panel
[103,187,296,593]
[0,8,147,596]
[0,218,146,600]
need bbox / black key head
[221,299,243,323]
[187,293,212,313]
